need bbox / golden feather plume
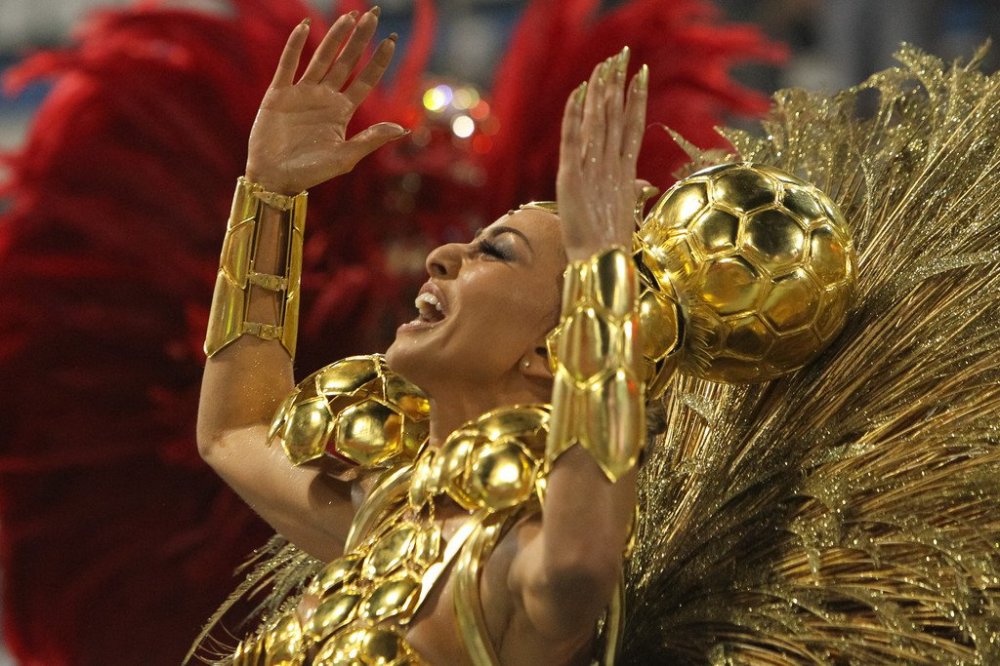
[623,45,1000,664]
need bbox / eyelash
[478,239,512,261]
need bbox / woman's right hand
[245,8,407,194]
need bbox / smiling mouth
[412,292,446,324]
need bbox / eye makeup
[477,237,515,261]
[472,225,534,261]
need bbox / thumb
[634,178,659,223]
[342,122,409,164]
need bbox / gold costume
[193,160,853,665]
[204,359,625,666]
[194,46,1000,665]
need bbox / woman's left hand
[557,49,648,261]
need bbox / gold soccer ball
[637,163,856,387]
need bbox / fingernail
[618,46,630,74]
[388,32,399,42]
[573,81,587,105]
[348,10,359,18]
[301,17,311,27]
[370,5,381,16]
[638,64,649,89]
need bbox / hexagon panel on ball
[637,163,857,384]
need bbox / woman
[197,7,649,664]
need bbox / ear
[518,343,553,381]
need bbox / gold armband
[204,177,307,358]
[545,246,645,482]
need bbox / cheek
[464,275,557,343]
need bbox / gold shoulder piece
[546,246,646,482]
[204,177,307,358]
[267,355,430,469]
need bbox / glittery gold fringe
[623,44,1000,664]
[184,536,323,665]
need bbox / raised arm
[508,49,650,653]
[196,9,407,561]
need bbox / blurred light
[453,87,480,110]
[469,100,490,120]
[422,84,453,113]
[451,115,475,139]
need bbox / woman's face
[385,207,565,394]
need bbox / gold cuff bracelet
[204,177,307,358]
[545,246,646,482]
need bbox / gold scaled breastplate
[234,390,551,666]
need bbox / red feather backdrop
[0,1,782,663]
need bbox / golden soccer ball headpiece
[635,162,857,395]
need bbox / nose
[425,241,466,279]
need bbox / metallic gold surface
[637,162,856,383]
[198,45,1000,666]
[311,626,426,666]
[634,245,684,397]
[408,406,548,511]
[309,550,361,593]
[302,590,359,640]
[363,522,417,578]
[358,575,420,621]
[227,404,558,666]
[622,46,1000,664]
[344,466,412,553]
[453,522,504,666]
[467,439,536,510]
[546,247,647,482]
[262,614,304,666]
[204,177,308,358]
[268,355,430,469]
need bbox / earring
[521,359,531,370]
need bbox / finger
[635,179,658,199]
[634,178,659,225]
[621,64,648,173]
[343,34,397,108]
[323,8,380,91]
[340,121,409,167]
[299,12,358,84]
[604,48,629,164]
[581,57,611,165]
[270,20,311,88]
[557,83,587,189]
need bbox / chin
[384,337,432,394]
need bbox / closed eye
[477,238,513,261]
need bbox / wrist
[565,245,618,262]
[545,246,645,482]
[204,178,308,359]
[564,241,630,263]
[244,163,302,196]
